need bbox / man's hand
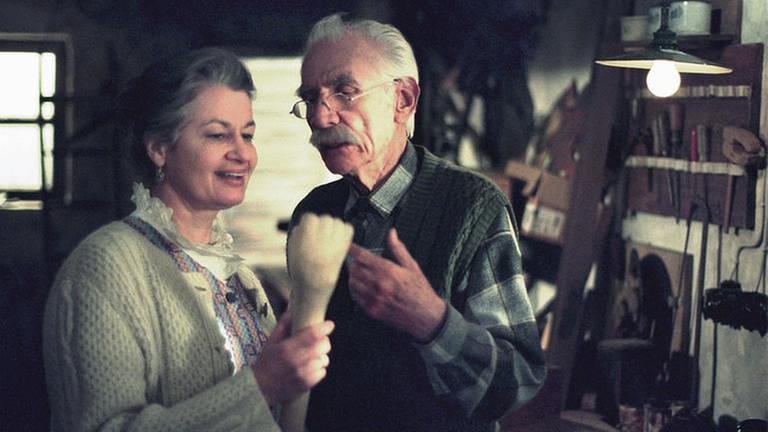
[347,228,447,342]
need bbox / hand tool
[696,124,708,162]
[669,103,684,220]
[721,126,765,233]
[643,128,655,192]
[689,128,698,162]
[697,124,710,214]
[722,126,765,165]
[651,119,662,200]
[689,197,710,409]
[655,111,675,209]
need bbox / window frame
[0,33,72,202]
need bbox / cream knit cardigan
[43,221,279,432]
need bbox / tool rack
[623,43,764,230]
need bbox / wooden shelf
[626,156,747,176]
[631,84,753,100]
[621,34,735,52]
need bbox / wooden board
[605,242,694,355]
[624,43,764,230]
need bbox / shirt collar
[346,141,417,217]
[128,182,244,276]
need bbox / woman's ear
[394,77,420,125]
[146,138,167,169]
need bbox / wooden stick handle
[279,393,310,432]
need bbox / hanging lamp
[596,1,732,97]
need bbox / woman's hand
[251,310,334,406]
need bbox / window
[0,34,71,203]
[225,56,336,269]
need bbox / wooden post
[544,0,627,410]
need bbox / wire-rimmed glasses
[291,78,400,119]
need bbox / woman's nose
[229,135,256,162]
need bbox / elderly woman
[43,48,333,432]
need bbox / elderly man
[288,13,546,432]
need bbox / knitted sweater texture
[43,221,279,432]
[293,146,521,431]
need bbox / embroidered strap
[124,216,267,369]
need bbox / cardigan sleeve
[43,225,280,432]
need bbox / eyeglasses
[291,79,400,119]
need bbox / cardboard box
[505,160,571,245]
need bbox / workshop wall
[622,0,768,423]
[1,0,765,429]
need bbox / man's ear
[394,77,420,125]
[146,137,167,168]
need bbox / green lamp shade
[596,47,732,74]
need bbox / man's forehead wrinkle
[299,72,360,98]
[320,73,358,89]
[332,74,358,86]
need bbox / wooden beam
[544,0,627,410]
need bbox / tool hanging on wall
[689,196,710,408]
[689,128,698,162]
[710,130,768,336]
[669,103,684,221]
[720,126,766,233]
[703,279,767,336]
[652,111,675,208]
[650,121,661,200]
[643,129,655,192]
[696,124,709,162]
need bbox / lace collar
[129,182,244,270]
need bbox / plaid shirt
[343,143,544,418]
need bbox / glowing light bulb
[646,60,681,97]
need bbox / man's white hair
[305,13,419,136]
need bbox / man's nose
[308,99,339,129]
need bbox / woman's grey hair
[305,13,419,135]
[115,47,255,184]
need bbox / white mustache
[309,126,361,148]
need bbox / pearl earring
[155,166,165,184]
